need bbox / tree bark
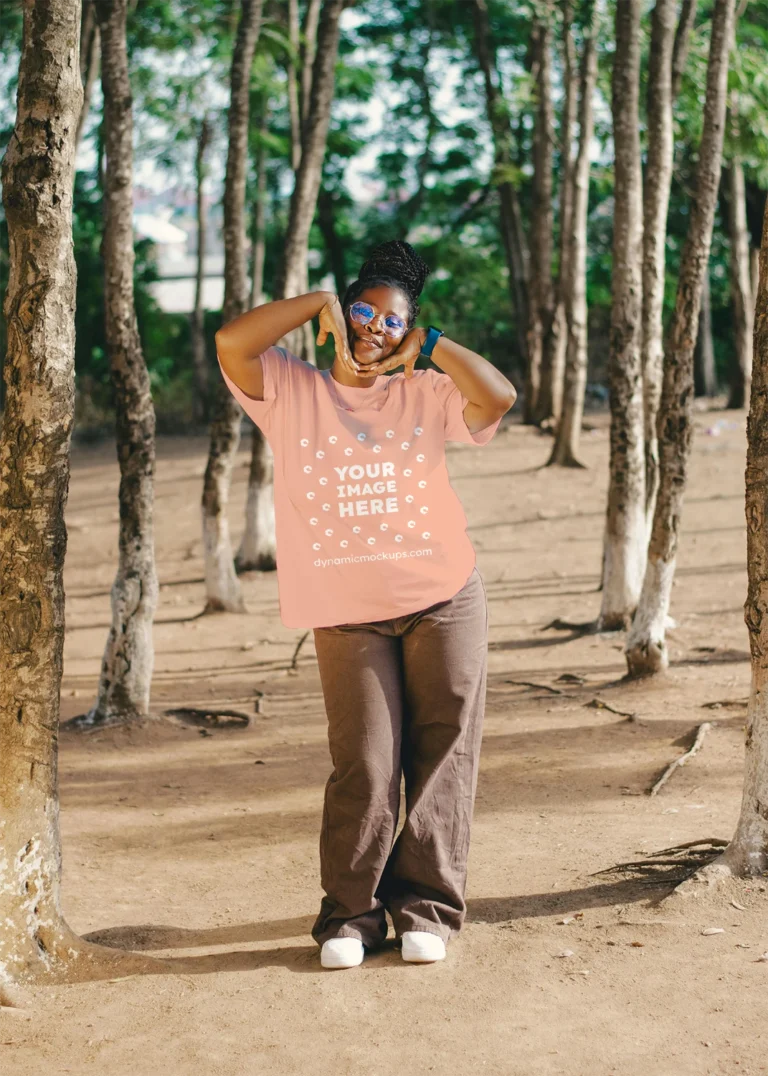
[528,8,556,426]
[727,156,753,409]
[191,113,212,425]
[201,0,264,613]
[85,0,158,725]
[249,104,270,309]
[626,0,735,676]
[599,0,646,631]
[705,193,768,876]
[299,0,322,139]
[539,0,577,431]
[287,0,302,173]
[642,0,679,531]
[318,184,348,299]
[548,1,598,468]
[695,263,717,396]
[0,0,87,988]
[471,0,530,379]
[74,0,99,153]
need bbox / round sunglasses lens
[350,302,373,323]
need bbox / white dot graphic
[416,454,425,462]
[328,435,337,444]
[380,523,388,531]
[386,430,395,438]
[367,537,376,545]
[322,503,330,511]
[414,427,423,435]
[325,528,333,536]
[401,442,410,450]
[405,495,414,504]
[420,506,428,514]
[300,439,309,447]
[353,526,361,534]
[373,444,382,453]
[344,447,353,456]
[408,521,415,529]
[422,531,430,539]
[316,450,325,459]
[418,480,427,488]
[395,534,403,542]
[357,432,366,441]
[319,477,328,485]
[309,517,318,525]
[340,540,348,548]
[403,468,412,477]
[312,542,320,550]
[303,465,312,474]
[307,492,316,500]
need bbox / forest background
[2,0,767,433]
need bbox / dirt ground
[3,407,767,1076]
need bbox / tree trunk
[727,156,754,409]
[238,1,342,575]
[299,0,322,138]
[275,0,345,313]
[599,0,646,631]
[201,0,264,613]
[83,0,158,726]
[249,104,270,308]
[626,0,734,676]
[287,0,302,173]
[318,184,348,298]
[548,2,598,468]
[471,0,530,379]
[539,0,577,431]
[191,114,212,425]
[642,0,679,532]
[0,0,88,990]
[529,8,557,426]
[695,264,717,395]
[74,0,99,153]
[703,193,768,877]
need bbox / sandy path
[3,411,767,1076]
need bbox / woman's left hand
[363,327,426,379]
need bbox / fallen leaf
[701,928,725,936]
[754,952,768,963]
[731,900,745,911]
[630,941,644,947]
[556,949,575,958]
[558,917,576,925]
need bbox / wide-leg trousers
[311,565,489,948]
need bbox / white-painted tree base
[203,512,246,613]
[598,517,647,631]
[235,477,277,572]
[625,555,676,676]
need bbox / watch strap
[418,325,444,361]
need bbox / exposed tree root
[648,721,713,795]
[592,838,729,888]
[701,698,748,710]
[584,697,638,719]
[289,630,311,673]
[506,679,564,695]
[165,708,251,729]
[541,617,598,634]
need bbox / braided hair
[340,239,431,330]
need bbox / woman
[216,240,516,969]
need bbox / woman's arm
[429,335,517,432]
[214,290,335,399]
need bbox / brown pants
[311,565,488,948]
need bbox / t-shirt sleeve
[216,344,296,438]
[429,368,503,446]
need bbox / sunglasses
[348,301,407,338]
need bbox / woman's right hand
[316,296,360,377]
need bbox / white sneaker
[320,937,365,969]
[401,931,447,963]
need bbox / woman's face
[344,285,411,369]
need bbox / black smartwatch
[418,325,444,362]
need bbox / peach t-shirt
[219,346,501,628]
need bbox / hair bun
[357,239,431,301]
